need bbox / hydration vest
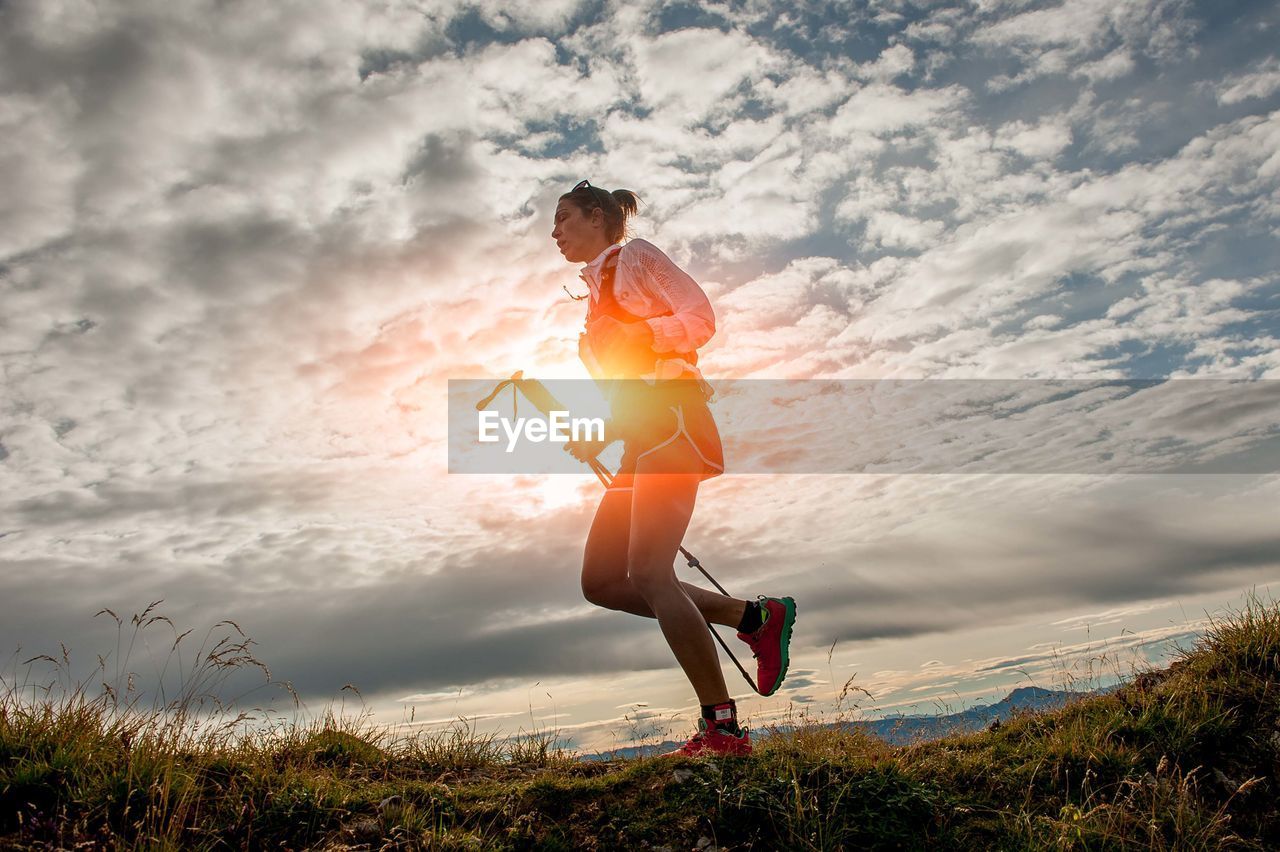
[587,247,699,379]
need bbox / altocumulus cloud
[2,0,1278,739]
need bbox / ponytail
[611,189,639,224]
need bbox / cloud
[814,109,1280,379]
[975,0,1197,64]
[858,44,916,82]
[864,210,947,250]
[631,27,786,125]
[994,118,1073,159]
[1072,49,1137,83]
[828,82,967,138]
[768,476,1280,649]
[1215,56,1280,105]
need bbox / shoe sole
[761,596,797,697]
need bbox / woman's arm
[625,239,716,354]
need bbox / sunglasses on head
[572,178,604,207]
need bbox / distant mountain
[580,685,1101,761]
[832,685,1091,746]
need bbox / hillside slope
[3,592,1279,850]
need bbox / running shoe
[737,595,797,696]
[662,718,753,757]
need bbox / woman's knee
[581,577,610,608]
[582,571,629,609]
[626,560,678,599]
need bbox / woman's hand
[564,437,610,462]
[563,418,615,463]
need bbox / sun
[511,473,600,515]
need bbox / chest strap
[592,249,699,369]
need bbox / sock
[736,600,765,634]
[700,699,742,735]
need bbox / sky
[2,0,1279,753]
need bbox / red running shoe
[663,718,753,757]
[737,595,797,696]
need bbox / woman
[553,179,797,757]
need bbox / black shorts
[606,380,724,490]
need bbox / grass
[2,591,1279,850]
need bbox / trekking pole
[476,372,760,694]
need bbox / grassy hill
[3,592,1279,850]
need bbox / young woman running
[553,179,797,757]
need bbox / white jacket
[576,239,716,392]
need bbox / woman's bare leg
[624,436,731,706]
[581,486,747,627]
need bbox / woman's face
[552,199,604,263]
